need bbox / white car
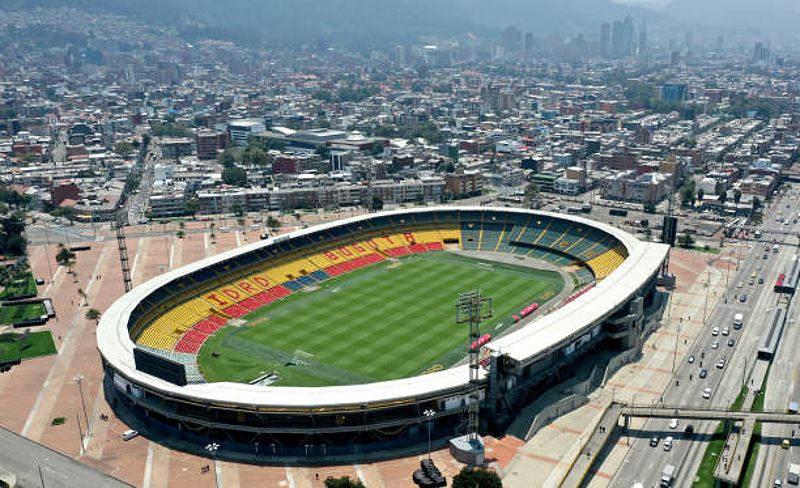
[663,436,674,451]
[711,341,719,349]
[122,429,139,441]
[702,387,712,399]
[669,418,679,429]
[712,327,720,336]
[721,327,730,336]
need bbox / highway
[611,185,800,488]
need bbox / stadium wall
[98,207,669,460]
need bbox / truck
[788,463,800,485]
[733,313,744,329]
[660,464,676,487]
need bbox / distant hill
[2,0,642,47]
[5,0,794,47]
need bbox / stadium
[97,206,669,461]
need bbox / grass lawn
[0,302,46,326]
[198,252,565,386]
[0,330,57,362]
[693,384,752,487]
[0,272,37,300]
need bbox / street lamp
[73,375,90,440]
[423,409,436,458]
[204,442,220,488]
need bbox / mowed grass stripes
[198,252,564,386]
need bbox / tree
[324,476,365,488]
[524,181,540,206]
[679,180,696,206]
[267,216,281,234]
[734,189,742,204]
[371,195,384,211]
[222,166,248,187]
[452,467,502,488]
[176,230,185,239]
[55,245,76,273]
[219,149,236,168]
[85,308,101,326]
[438,161,455,174]
[242,146,268,166]
[643,201,656,214]
[697,188,705,202]
[114,141,133,157]
[677,232,695,249]
[185,198,199,218]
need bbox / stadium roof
[97,206,669,408]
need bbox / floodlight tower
[456,290,492,442]
[114,211,133,293]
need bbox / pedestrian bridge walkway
[558,402,800,487]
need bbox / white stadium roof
[97,206,669,408]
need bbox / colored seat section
[134,213,630,354]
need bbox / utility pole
[456,291,492,444]
[73,375,90,440]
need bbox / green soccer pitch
[197,252,565,387]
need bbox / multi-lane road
[612,185,800,488]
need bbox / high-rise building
[753,42,770,64]
[637,20,647,59]
[524,32,534,60]
[661,83,688,103]
[611,16,635,58]
[600,23,611,58]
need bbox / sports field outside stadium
[197,252,565,387]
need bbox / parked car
[703,387,712,399]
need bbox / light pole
[204,442,220,488]
[423,409,436,458]
[73,375,90,440]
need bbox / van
[122,429,139,441]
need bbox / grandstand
[98,207,669,461]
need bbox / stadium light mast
[114,210,133,293]
[456,290,492,444]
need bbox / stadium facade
[97,207,669,461]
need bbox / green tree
[85,308,101,325]
[697,188,705,202]
[679,180,696,206]
[371,195,384,211]
[452,467,503,488]
[219,149,236,168]
[185,198,199,217]
[267,216,281,234]
[448,145,460,164]
[524,181,540,206]
[438,161,455,173]
[222,166,248,187]
[55,245,76,273]
[324,476,365,488]
[643,201,656,214]
[677,232,695,248]
[242,146,268,166]
[114,141,133,157]
[733,189,742,204]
